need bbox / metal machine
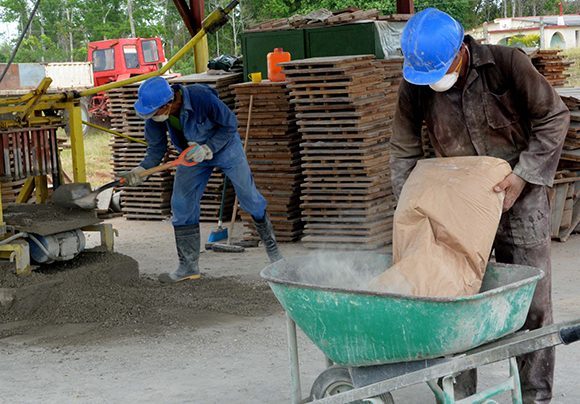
[0,0,239,275]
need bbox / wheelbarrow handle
[560,325,580,345]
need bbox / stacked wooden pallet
[557,88,580,152]
[281,55,397,250]
[1,178,27,206]
[108,72,241,221]
[531,50,572,87]
[247,7,386,32]
[549,171,579,242]
[178,72,240,109]
[231,81,304,242]
[109,84,173,220]
[555,88,580,169]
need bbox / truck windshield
[142,40,159,63]
[93,48,115,72]
[124,45,139,69]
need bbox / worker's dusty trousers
[454,240,553,404]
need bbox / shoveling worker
[121,76,283,283]
[392,8,569,404]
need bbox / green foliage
[507,34,540,48]
[0,0,570,74]
[11,34,68,62]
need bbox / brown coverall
[391,36,570,403]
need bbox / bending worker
[392,8,569,404]
[121,76,282,283]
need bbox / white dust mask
[429,72,459,92]
[152,114,169,122]
[429,51,463,92]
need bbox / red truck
[87,37,166,122]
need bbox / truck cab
[88,37,166,86]
[86,37,166,122]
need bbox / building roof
[512,15,580,26]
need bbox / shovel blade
[51,183,98,210]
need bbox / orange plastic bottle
[267,48,291,82]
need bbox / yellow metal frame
[82,224,117,252]
[0,0,239,276]
[67,101,87,182]
[83,120,147,145]
[0,0,238,182]
[194,36,209,74]
[0,181,26,274]
[0,240,31,275]
[16,177,35,204]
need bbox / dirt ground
[0,217,579,403]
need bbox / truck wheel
[79,97,90,135]
[309,366,395,403]
[63,98,90,136]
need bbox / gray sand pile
[0,252,280,330]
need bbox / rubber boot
[253,213,283,263]
[158,224,201,283]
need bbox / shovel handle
[139,160,179,178]
[128,144,202,181]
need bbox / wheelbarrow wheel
[310,366,395,403]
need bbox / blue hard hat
[134,77,174,119]
[401,8,464,85]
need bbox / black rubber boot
[253,213,283,263]
[158,224,201,283]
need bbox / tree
[0,0,570,71]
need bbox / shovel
[52,144,201,210]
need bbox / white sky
[0,11,18,43]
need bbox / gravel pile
[0,252,279,329]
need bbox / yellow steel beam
[0,180,4,236]
[0,91,35,106]
[82,120,147,145]
[17,78,52,123]
[16,177,35,203]
[83,224,116,252]
[66,102,86,182]
[0,116,63,129]
[0,100,73,114]
[34,175,49,203]
[194,36,209,73]
[0,240,31,276]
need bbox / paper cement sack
[370,156,511,297]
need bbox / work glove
[186,142,213,163]
[119,166,147,187]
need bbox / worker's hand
[119,166,147,187]
[494,173,526,212]
[186,142,213,163]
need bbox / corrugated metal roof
[556,87,580,100]
[514,15,580,26]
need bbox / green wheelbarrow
[261,252,580,404]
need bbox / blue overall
[139,84,267,226]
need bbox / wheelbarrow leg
[509,357,523,404]
[427,358,523,404]
[286,313,302,404]
[426,377,454,404]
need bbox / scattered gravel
[0,252,279,333]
